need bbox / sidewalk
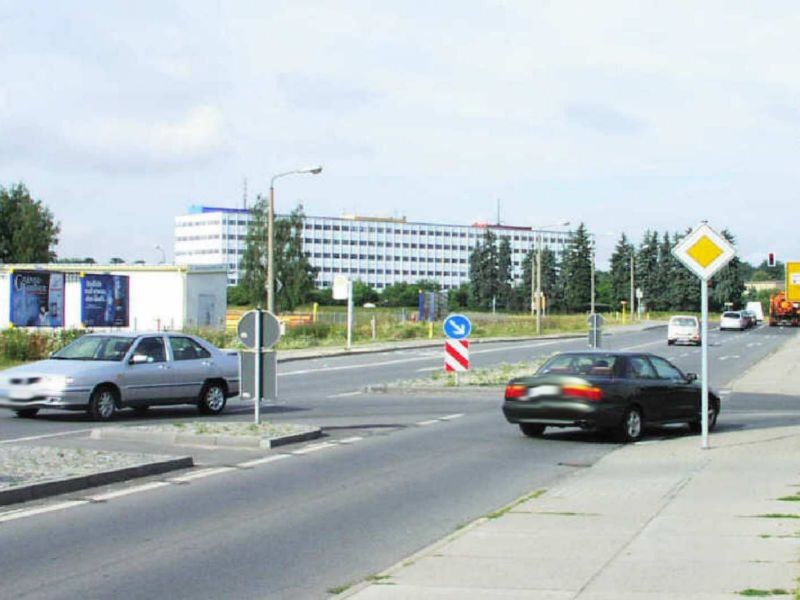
[339,334,800,599]
[277,320,666,363]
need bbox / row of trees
[0,184,59,264]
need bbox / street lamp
[531,221,570,335]
[154,244,165,265]
[267,166,323,313]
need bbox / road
[0,323,797,599]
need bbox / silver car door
[122,336,175,405]
[168,336,214,400]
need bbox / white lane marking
[440,413,465,421]
[292,442,336,455]
[327,391,362,398]
[679,353,690,358]
[237,454,291,468]
[746,342,763,348]
[0,428,94,445]
[416,367,440,372]
[279,341,563,377]
[718,355,741,361]
[620,339,666,351]
[87,481,171,502]
[718,390,732,396]
[338,436,364,444]
[0,500,88,524]
[167,467,236,483]
[416,419,439,426]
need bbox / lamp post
[531,221,570,335]
[154,244,165,265]
[267,166,323,313]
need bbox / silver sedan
[0,332,240,420]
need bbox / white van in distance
[667,315,701,346]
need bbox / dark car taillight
[562,384,603,402]
[504,384,528,400]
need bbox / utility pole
[630,252,635,322]
[536,232,543,335]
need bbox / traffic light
[768,252,776,267]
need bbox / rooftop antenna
[242,178,248,210]
[496,198,501,225]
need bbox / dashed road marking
[292,442,336,455]
[0,429,94,444]
[718,355,741,361]
[338,436,364,444]
[87,481,170,502]
[440,413,465,421]
[0,500,88,524]
[167,467,237,483]
[237,454,291,468]
[327,391,362,398]
[416,419,439,426]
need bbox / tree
[56,257,96,264]
[352,281,379,306]
[710,230,746,310]
[0,183,60,263]
[560,223,593,312]
[447,282,471,310]
[467,230,500,310]
[636,230,659,313]
[653,232,677,311]
[240,195,268,306]
[670,230,700,311]
[109,257,125,264]
[608,233,634,310]
[274,205,318,311]
[496,236,513,309]
[240,199,318,311]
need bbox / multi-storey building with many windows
[174,206,571,289]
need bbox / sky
[1,1,798,269]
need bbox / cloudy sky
[1,1,798,267]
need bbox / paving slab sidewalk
[339,333,800,599]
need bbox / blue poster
[81,274,129,327]
[10,271,65,327]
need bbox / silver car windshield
[52,336,134,361]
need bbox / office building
[174,206,570,289]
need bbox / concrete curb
[0,455,193,507]
[91,426,322,449]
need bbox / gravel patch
[0,445,175,491]
[392,357,551,389]
[122,421,317,438]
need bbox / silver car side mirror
[130,354,149,365]
[685,372,698,383]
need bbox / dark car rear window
[722,311,740,318]
[538,354,620,377]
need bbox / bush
[0,328,85,362]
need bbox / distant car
[745,301,764,324]
[740,309,757,328]
[0,332,240,421]
[502,351,720,443]
[667,315,701,346]
[720,311,747,331]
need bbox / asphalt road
[0,323,797,599]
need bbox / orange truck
[769,292,800,327]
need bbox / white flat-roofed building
[174,205,571,289]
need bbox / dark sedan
[502,351,720,442]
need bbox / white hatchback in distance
[667,315,701,346]
[720,311,746,331]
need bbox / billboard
[81,274,130,327]
[10,270,65,327]
[786,262,800,302]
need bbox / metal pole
[530,252,535,318]
[701,278,709,449]
[590,243,596,315]
[630,252,635,322]
[536,232,543,335]
[346,279,353,350]
[254,309,262,425]
[267,184,275,313]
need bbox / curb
[91,426,322,449]
[0,455,193,507]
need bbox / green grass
[326,582,354,595]
[736,589,790,597]
[753,514,800,519]
[0,358,25,371]
[777,495,800,502]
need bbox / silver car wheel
[206,386,225,412]
[626,410,642,439]
[97,391,115,419]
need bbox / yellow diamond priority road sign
[672,223,736,281]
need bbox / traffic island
[91,421,322,449]
[0,445,192,506]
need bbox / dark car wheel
[88,386,117,421]
[198,382,227,415]
[15,408,39,418]
[519,423,546,437]
[617,406,644,443]
[689,405,719,433]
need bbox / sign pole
[346,279,353,350]
[254,309,262,425]
[700,279,709,449]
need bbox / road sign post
[672,223,735,449]
[443,314,472,385]
[587,313,604,348]
[238,309,282,424]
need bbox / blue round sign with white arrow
[443,313,472,340]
